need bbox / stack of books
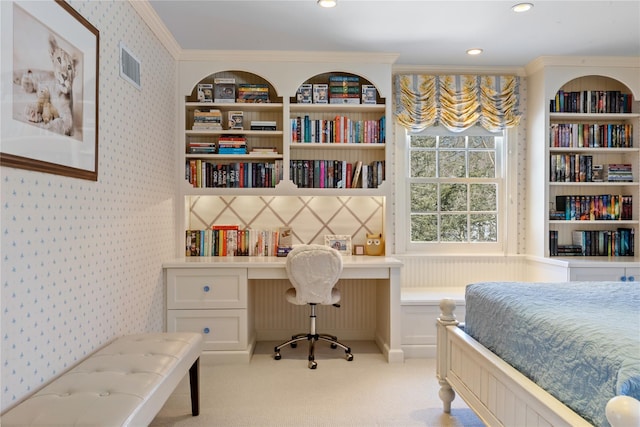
[188,141,216,154]
[192,109,222,130]
[217,136,247,154]
[329,75,360,104]
[237,84,269,103]
[250,120,277,131]
[214,78,235,103]
[605,164,633,182]
[249,147,277,155]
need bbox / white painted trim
[393,64,527,77]
[178,50,399,64]
[525,56,640,76]
[129,0,181,59]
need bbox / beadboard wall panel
[0,1,176,411]
[396,256,527,289]
[252,279,377,341]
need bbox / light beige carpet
[150,341,484,427]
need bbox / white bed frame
[436,298,640,427]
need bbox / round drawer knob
[203,327,210,334]
[629,276,635,282]
[203,285,210,292]
[621,276,627,282]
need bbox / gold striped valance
[395,74,522,133]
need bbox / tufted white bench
[1,332,203,426]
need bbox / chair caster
[346,353,354,361]
[308,355,317,369]
[291,343,297,348]
[330,343,338,349]
[274,350,281,360]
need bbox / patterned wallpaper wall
[1,1,176,410]
[517,79,528,254]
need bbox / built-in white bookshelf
[525,57,640,279]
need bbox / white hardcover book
[361,164,368,189]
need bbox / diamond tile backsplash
[187,195,385,247]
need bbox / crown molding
[392,64,526,77]
[525,56,640,75]
[129,0,181,60]
[177,50,399,64]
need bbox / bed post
[436,298,459,413]
[606,395,640,427]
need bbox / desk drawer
[167,309,247,351]
[167,268,247,309]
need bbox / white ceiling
[147,0,640,68]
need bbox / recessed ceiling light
[317,0,337,7]
[512,3,533,13]
[466,48,483,56]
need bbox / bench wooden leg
[189,357,200,416]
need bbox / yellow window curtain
[395,74,522,133]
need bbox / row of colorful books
[549,228,635,257]
[552,194,633,221]
[291,115,385,144]
[186,159,283,188]
[186,226,283,257]
[550,155,634,183]
[550,90,633,113]
[290,159,384,189]
[549,123,633,148]
[550,154,595,183]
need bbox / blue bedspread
[464,281,640,427]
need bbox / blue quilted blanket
[464,281,640,427]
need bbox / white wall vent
[119,42,141,90]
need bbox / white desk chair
[273,244,354,369]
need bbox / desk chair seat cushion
[285,244,343,305]
[285,287,340,306]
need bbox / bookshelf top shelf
[186,102,283,111]
[186,130,283,136]
[290,103,385,114]
[185,153,284,160]
[548,181,638,186]
[549,220,638,225]
[549,112,640,120]
[548,147,639,153]
[289,143,385,149]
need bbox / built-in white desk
[163,256,404,363]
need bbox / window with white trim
[402,127,508,253]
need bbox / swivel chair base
[273,304,354,369]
